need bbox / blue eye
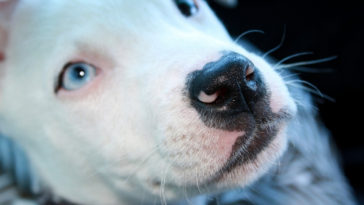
[60,63,96,91]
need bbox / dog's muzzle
[187,51,266,131]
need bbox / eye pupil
[175,0,198,17]
[73,67,86,79]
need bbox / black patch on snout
[185,52,267,132]
[183,52,294,183]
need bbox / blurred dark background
[209,0,364,203]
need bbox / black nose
[188,52,265,116]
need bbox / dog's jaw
[0,0,297,204]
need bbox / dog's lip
[151,116,290,190]
[148,110,294,190]
[216,130,246,156]
[204,110,293,185]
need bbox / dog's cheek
[266,74,297,115]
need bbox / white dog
[0,0,356,204]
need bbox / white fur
[0,0,341,205]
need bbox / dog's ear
[213,0,238,7]
[0,0,19,62]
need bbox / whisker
[124,145,162,182]
[277,56,337,69]
[286,79,323,96]
[263,25,286,58]
[195,168,203,195]
[159,162,170,205]
[274,52,313,69]
[281,73,300,80]
[285,80,335,102]
[282,66,334,73]
[293,98,309,109]
[183,173,193,205]
[94,142,164,183]
[298,85,335,102]
[234,29,265,43]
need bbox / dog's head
[0,0,297,204]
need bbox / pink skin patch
[0,52,4,62]
[216,130,245,158]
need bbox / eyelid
[55,63,71,93]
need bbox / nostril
[186,52,266,130]
[245,65,255,82]
[198,91,218,104]
[245,65,258,91]
[188,52,264,117]
[197,87,230,105]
